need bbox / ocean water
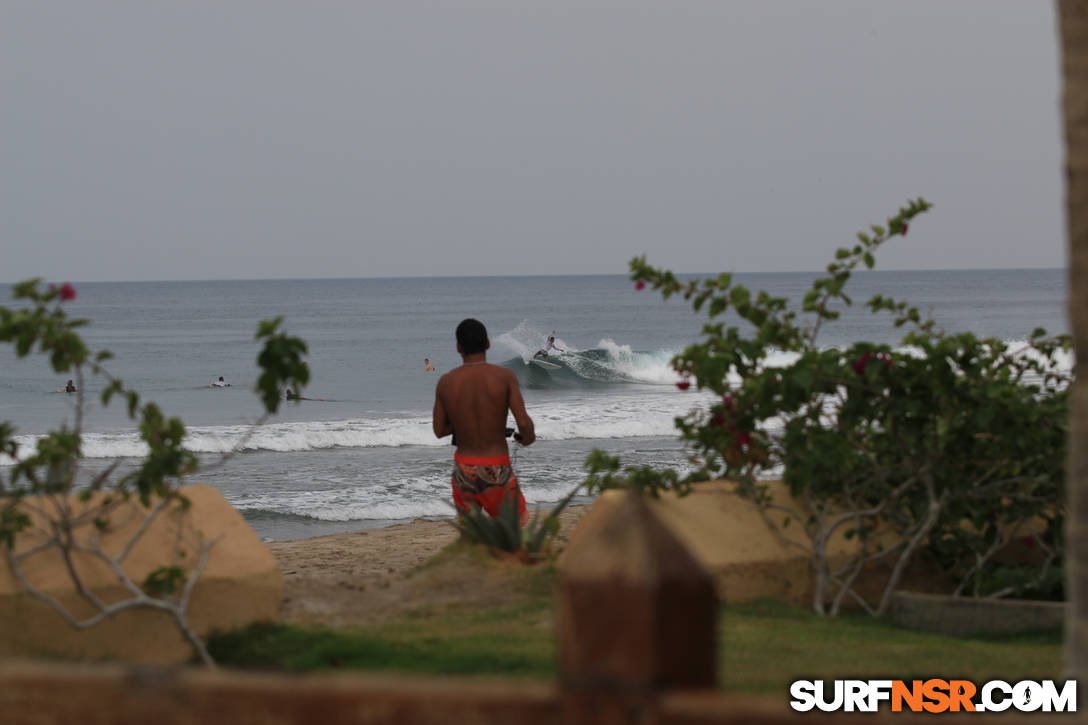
[0,269,1069,540]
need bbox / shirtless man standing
[433,318,536,525]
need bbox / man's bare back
[433,322,535,457]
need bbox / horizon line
[0,265,1065,286]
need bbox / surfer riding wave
[533,330,563,361]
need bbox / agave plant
[453,482,583,560]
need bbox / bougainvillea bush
[584,200,1072,615]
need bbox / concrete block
[559,490,717,691]
[890,591,1065,636]
[0,483,281,664]
[563,480,948,608]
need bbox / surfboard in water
[530,358,561,369]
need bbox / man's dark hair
[456,318,489,355]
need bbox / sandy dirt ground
[268,506,589,627]
[267,481,953,625]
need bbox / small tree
[0,280,309,665]
[586,200,1071,615]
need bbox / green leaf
[143,565,186,596]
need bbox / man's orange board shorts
[451,451,527,527]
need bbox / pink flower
[852,352,873,376]
[676,380,691,391]
[710,412,725,427]
[1022,535,1037,548]
[51,282,76,301]
[735,431,752,447]
[635,280,646,290]
[901,222,909,236]
[722,395,734,410]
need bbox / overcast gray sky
[0,1,1065,282]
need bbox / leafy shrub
[453,482,582,561]
[586,200,1071,614]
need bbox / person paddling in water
[62,379,76,394]
[533,330,563,361]
[211,376,230,388]
[433,318,536,525]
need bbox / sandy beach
[268,506,590,627]
[266,479,969,626]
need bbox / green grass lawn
[208,597,557,679]
[208,590,1062,694]
[720,598,1061,694]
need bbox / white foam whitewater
[0,337,1069,468]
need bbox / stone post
[557,489,717,723]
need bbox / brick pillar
[558,490,717,723]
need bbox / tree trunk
[1059,0,1088,680]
